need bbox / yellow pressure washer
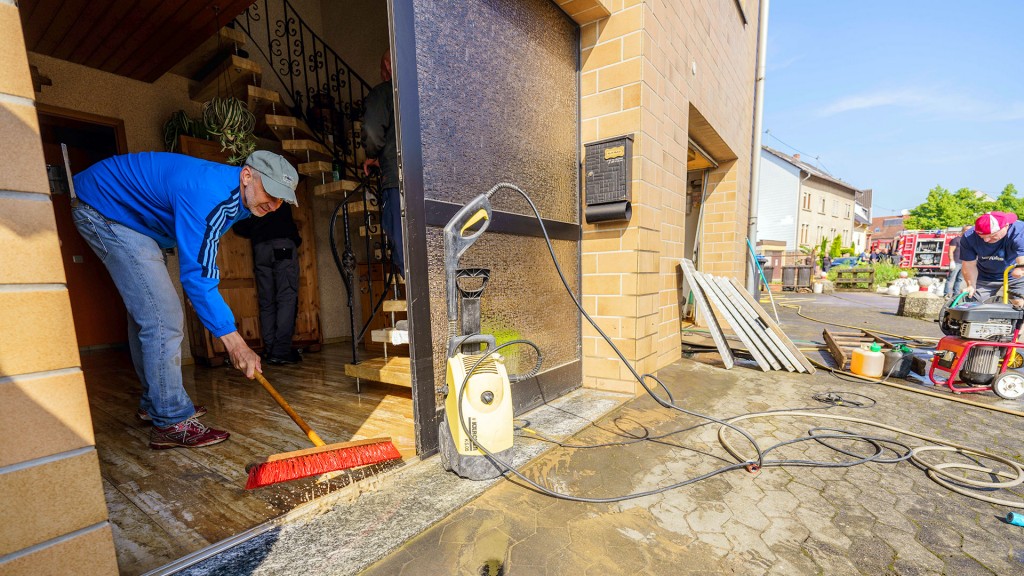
[437,192,517,480]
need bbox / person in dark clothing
[943,230,963,298]
[233,204,303,364]
[362,49,404,276]
[822,253,832,272]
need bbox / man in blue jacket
[960,211,1024,306]
[72,151,299,449]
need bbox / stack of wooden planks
[822,328,892,370]
[680,258,815,373]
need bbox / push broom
[245,372,402,489]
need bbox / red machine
[929,267,1024,399]
[893,230,959,276]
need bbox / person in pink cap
[959,211,1024,305]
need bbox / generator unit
[930,302,1024,398]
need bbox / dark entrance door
[37,107,128,349]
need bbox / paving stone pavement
[363,293,1024,575]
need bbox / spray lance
[444,191,496,357]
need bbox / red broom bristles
[245,441,402,489]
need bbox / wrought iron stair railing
[234,0,371,180]
[234,0,397,364]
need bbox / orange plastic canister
[850,343,885,378]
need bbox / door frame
[36,104,129,153]
[389,0,584,455]
[389,0,438,454]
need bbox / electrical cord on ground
[777,299,939,346]
[517,391,875,450]
[447,183,1024,507]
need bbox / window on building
[833,200,839,216]
[846,204,851,218]
[820,197,826,213]
[802,192,811,210]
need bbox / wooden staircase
[185,26,410,391]
[183,28,362,199]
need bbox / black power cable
[445,183,914,503]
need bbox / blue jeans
[944,262,962,297]
[72,202,195,427]
[380,187,405,276]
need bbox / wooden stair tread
[267,115,316,142]
[345,199,379,214]
[371,328,409,345]
[190,55,262,103]
[171,27,247,80]
[314,179,360,198]
[247,85,283,116]
[298,161,333,179]
[344,357,411,387]
[382,300,407,312]
[282,139,332,163]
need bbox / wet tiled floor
[191,293,1024,575]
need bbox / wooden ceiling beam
[136,0,255,84]
[83,2,161,72]
[120,0,212,81]
[32,0,89,56]
[51,0,114,61]
[20,0,259,84]
[74,1,135,69]
[20,0,61,50]
[99,1,182,73]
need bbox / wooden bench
[833,267,875,290]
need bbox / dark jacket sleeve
[232,216,254,239]
[363,83,391,160]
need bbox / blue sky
[763,1,1024,216]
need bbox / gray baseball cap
[245,151,299,206]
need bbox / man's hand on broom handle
[222,330,262,378]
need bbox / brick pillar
[578,2,650,394]
[0,2,118,573]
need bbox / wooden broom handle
[254,372,326,447]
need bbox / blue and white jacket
[73,152,251,337]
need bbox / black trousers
[253,238,299,357]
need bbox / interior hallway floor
[81,343,414,575]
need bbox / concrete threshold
[169,387,631,576]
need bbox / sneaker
[137,405,207,423]
[267,350,303,365]
[149,417,229,449]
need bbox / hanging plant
[202,97,257,165]
[163,110,196,152]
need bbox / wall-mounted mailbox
[584,134,633,223]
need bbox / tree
[829,234,843,258]
[993,183,1023,214]
[904,185,992,229]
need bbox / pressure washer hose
[450,183,1024,508]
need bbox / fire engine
[891,230,961,276]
